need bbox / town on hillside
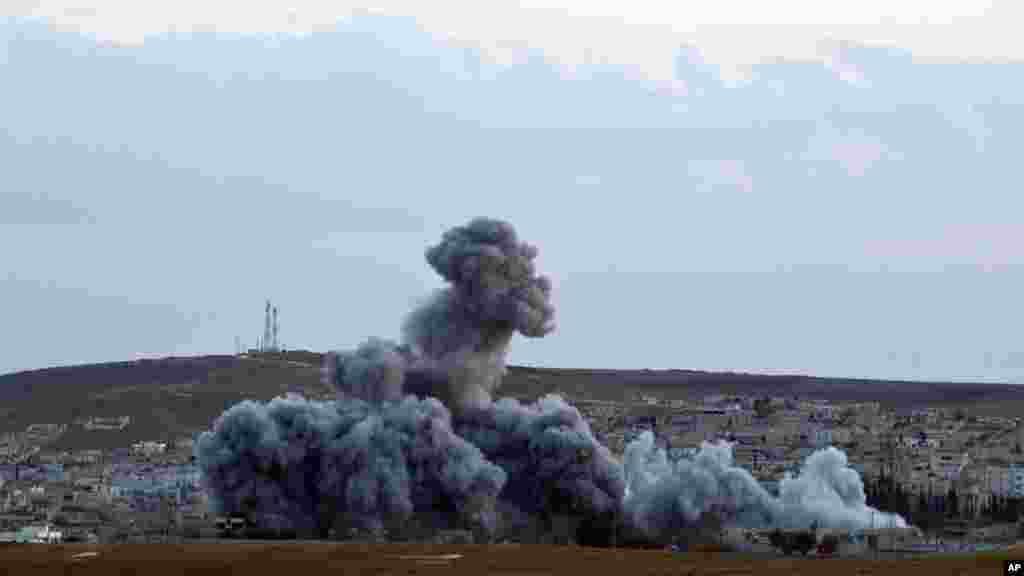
[1,390,1022,552]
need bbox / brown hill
[0,353,328,451]
[1,352,1023,451]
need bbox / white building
[812,428,834,447]
[17,524,62,543]
[131,441,167,456]
[84,416,131,431]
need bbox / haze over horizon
[3,4,1023,384]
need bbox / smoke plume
[454,395,625,529]
[324,338,407,404]
[198,216,909,544]
[194,393,506,537]
[401,218,555,410]
[623,431,906,542]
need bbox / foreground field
[0,542,1015,575]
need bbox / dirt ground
[0,542,1015,576]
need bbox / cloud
[7,1,1024,84]
[861,224,1024,270]
[3,13,1024,382]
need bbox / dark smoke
[194,393,505,537]
[401,218,555,410]
[198,216,908,544]
[454,395,625,537]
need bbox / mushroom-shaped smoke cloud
[200,216,910,544]
[325,218,555,411]
[402,218,555,410]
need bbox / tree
[1008,497,1022,523]
[915,492,930,532]
[754,398,775,419]
[819,533,839,555]
[794,530,816,556]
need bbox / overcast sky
[2,4,1023,383]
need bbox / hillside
[0,353,327,451]
[2,352,1023,451]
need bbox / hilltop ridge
[1,351,1023,450]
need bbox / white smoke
[777,446,907,530]
[623,431,906,539]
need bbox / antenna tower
[263,300,273,353]
[272,306,280,351]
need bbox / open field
[0,542,1016,575]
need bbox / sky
[2,3,1024,383]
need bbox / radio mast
[263,300,273,353]
[272,306,280,351]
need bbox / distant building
[984,465,1013,497]
[41,464,65,483]
[84,416,130,431]
[668,415,696,434]
[931,450,969,481]
[1010,463,1024,498]
[70,450,104,465]
[131,442,167,457]
[812,428,833,447]
[15,523,62,543]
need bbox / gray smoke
[194,393,506,537]
[324,338,407,404]
[454,395,625,524]
[199,216,909,544]
[622,431,906,541]
[401,218,555,410]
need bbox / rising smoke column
[622,431,907,542]
[201,216,911,544]
[200,217,556,539]
[401,218,555,410]
[194,393,506,537]
[323,339,452,404]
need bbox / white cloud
[8,1,1023,84]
